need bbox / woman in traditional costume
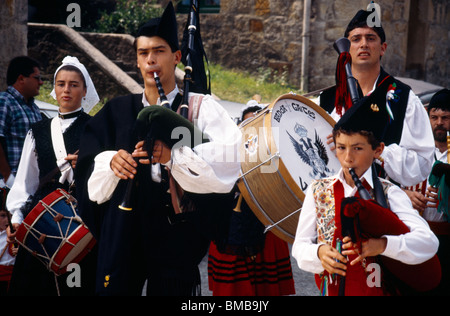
[7,56,98,296]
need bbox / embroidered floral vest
[311,177,393,246]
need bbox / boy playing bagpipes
[292,94,441,296]
[75,3,241,296]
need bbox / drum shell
[238,94,338,243]
[15,189,96,275]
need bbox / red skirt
[0,265,13,282]
[208,232,295,296]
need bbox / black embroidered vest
[20,113,91,218]
[320,69,411,146]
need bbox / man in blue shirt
[0,56,43,187]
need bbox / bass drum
[238,94,340,243]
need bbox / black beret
[136,2,179,52]
[344,9,386,43]
[428,89,450,112]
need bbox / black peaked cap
[344,8,386,43]
[136,2,179,52]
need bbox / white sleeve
[167,95,241,194]
[87,151,120,204]
[291,186,324,274]
[6,131,40,224]
[381,185,439,265]
[380,91,434,186]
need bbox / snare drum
[238,94,340,243]
[15,189,96,275]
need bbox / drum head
[269,94,340,193]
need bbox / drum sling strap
[37,118,75,296]
[51,117,74,186]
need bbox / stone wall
[307,0,412,91]
[9,0,447,96]
[28,26,131,102]
[184,0,449,92]
[189,0,306,89]
[81,32,143,86]
[420,0,449,89]
[0,0,28,91]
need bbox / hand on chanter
[151,140,171,165]
[318,241,348,277]
[342,236,387,266]
[111,149,138,180]
[402,189,428,214]
[132,140,171,165]
[425,186,439,209]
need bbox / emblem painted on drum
[270,97,341,194]
[287,123,335,180]
[244,134,259,155]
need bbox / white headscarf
[50,56,100,114]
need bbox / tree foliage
[96,0,164,36]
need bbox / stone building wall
[4,0,446,94]
[189,0,306,89]
[420,0,449,89]
[306,0,412,91]
[184,0,448,92]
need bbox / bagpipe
[330,37,441,295]
[118,72,208,212]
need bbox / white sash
[51,117,73,184]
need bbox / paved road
[198,245,320,297]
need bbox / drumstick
[37,150,80,191]
[233,194,243,213]
[5,201,18,248]
[68,150,79,167]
